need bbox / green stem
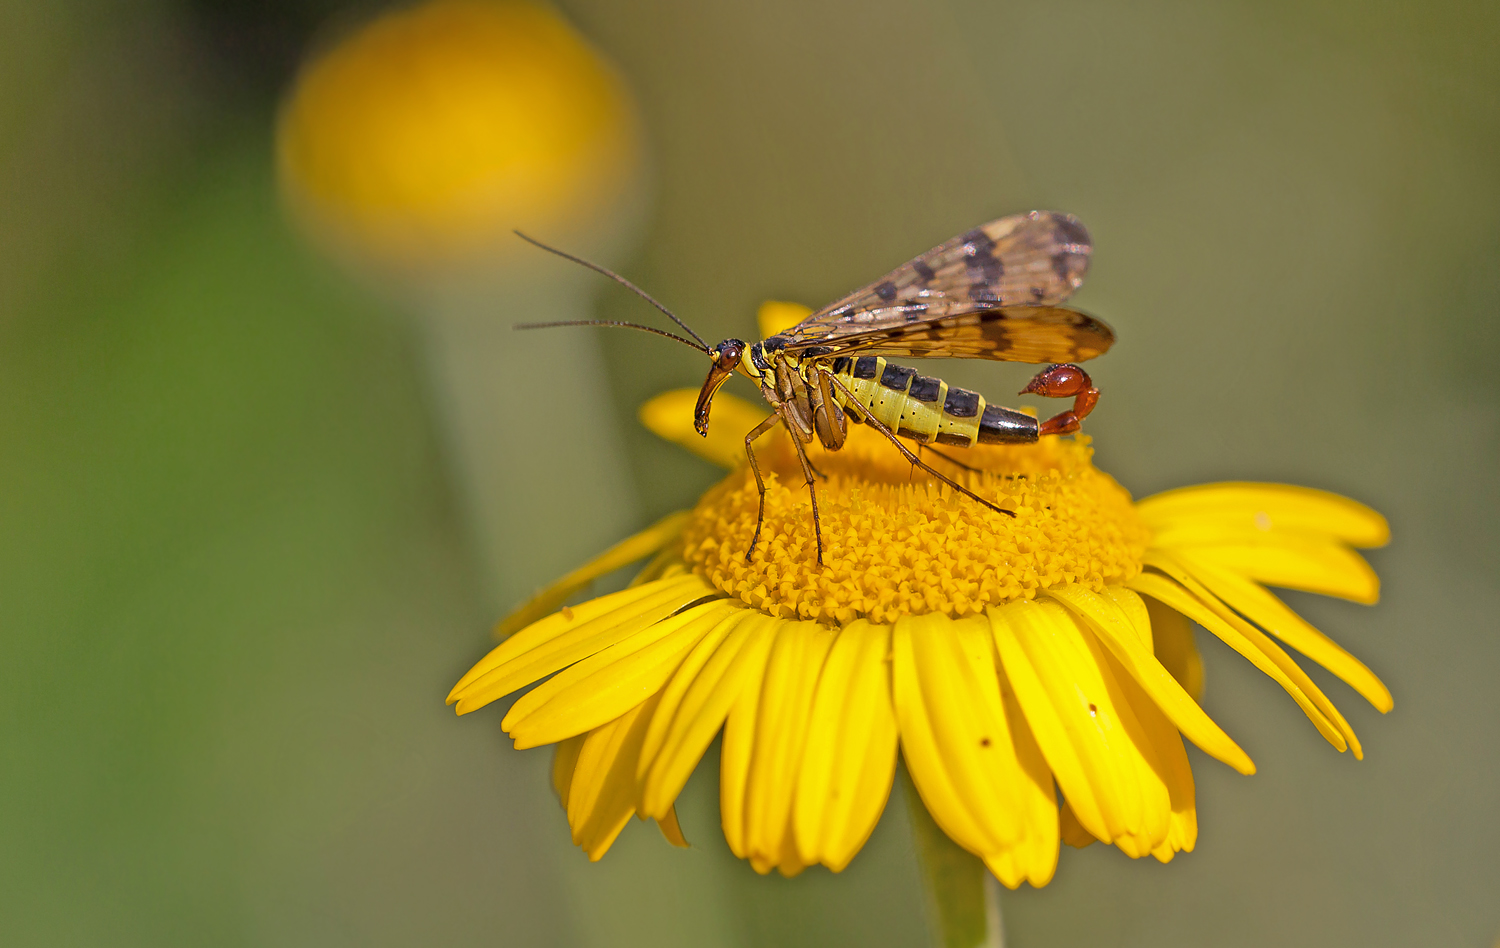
[903,767,1004,948]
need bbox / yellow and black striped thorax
[826,355,1039,447]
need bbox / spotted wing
[776,210,1093,352]
[797,305,1114,364]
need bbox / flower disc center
[681,425,1150,624]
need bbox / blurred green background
[2,1,1497,946]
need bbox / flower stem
[903,767,1004,948]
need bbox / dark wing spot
[873,280,898,302]
[912,259,936,283]
[880,363,916,392]
[965,253,1003,280]
[969,283,1001,303]
[853,356,880,379]
[943,387,980,417]
[962,228,995,256]
[1053,214,1091,249]
[908,375,942,402]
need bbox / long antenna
[513,230,712,351]
[515,319,708,353]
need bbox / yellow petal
[757,300,813,338]
[1058,798,1096,849]
[636,609,752,783]
[902,613,1059,888]
[990,598,1172,856]
[1045,584,1253,775]
[450,574,714,713]
[639,389,773,469]
[566,694,661,861]
[457,576,701,698]
[978,675,1062,888]
[893,614,998,857]
[717,678,756,864]
[1099,590,1198,857]
[629,546,688,587]
[893,612,1060,888]
[793,620,899,872]
[1174,551,1393,712]
[988,605,1104,841]
[1132,570,1342,748]
[1133,559,1361,757]
[743,621,836,875]
[655,805,690,849]
[720,646,762,863]
[552,734,585,808]
[495,512,690,640]
[983,669,1061,890]
[639,612,780,819]
[1105,586,1154,651]
[1143,593,1204,701]
[504,599,741,748]
[1137,482,1389,548]
[1172,538,1380,604]
[898,614,1050,860]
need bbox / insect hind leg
[825,373,1015,519]
[916,441,983,473]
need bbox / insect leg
[784,417,827,567]
[743,411,783,562]
[808,367,848,451]
[1021,364,1099,436]
[826,374,1016,519]
[777,366,815,442]
[917,442,983,473]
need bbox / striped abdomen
[828,355,1038,447]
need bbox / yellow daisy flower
[277,0,642,273]
[448,304,1391,888]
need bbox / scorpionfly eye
[714,340,745,367]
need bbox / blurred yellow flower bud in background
[277,0,643,274]
[273,0,650,619]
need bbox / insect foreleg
[826,374,1016,519]
[743,411,783,563]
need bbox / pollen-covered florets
[681,424,1150,624]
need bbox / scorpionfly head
[694,339,746,437]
